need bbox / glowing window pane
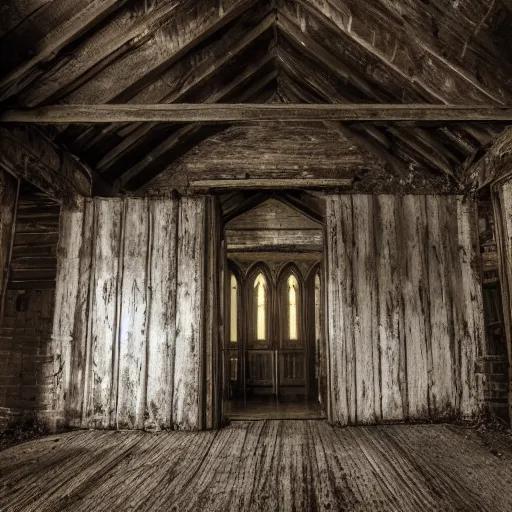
[288,274,298,340]
[314,273,321,342]
[254,273,266,340]
[230,273,238,343]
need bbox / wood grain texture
[116,199,149,429]
[3,422,512,512]
[325,194,485,424]
[173,196,206,430]
[83,199,123,428]
[2,103,510,124]
[50,196,213,431]
[51,198,84,427]
[145,198,178,430]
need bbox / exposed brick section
[0,184,59,430]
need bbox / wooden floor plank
[2,422,512,512]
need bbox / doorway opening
[220,194,327,420]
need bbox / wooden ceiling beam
[463,126,512,190]
[277,10,387,102]
[296,0,508,105]
[57,0,260,106]
[276,71,409,177]
[15,0,181,106]
[94,13,276,175]
[0,126,93,201]
[0,0,129,101]
[118,62,278,193]
[277,17,463,176]
[2,103,511,124]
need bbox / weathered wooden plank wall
[325,194,485,424]
[52,195,217,430]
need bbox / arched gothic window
[253,272,267,341]
[279,267,302,347]
[288,274,299,341]
[229,273,238,343]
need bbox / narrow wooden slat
[376,195,404,421]
[50,198,84,427]
[84,198,122,428]
[456,197,485,417]
[1,103,511,124]
[173,196,206,430]
[68,199,94,426]
[324,195,348,425]
[426,196,456,417]
[339,195,356,423]
[401,196,430,419]
[353,195,379,423]
[0,0,125,100]
[116,199,149,429]
[145,197,178,430]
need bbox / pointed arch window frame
[277,264,304,348]
[246,263,273,348]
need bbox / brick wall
[0,184,59,430]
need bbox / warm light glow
[254,273,266,340]
[230,273,238,342]
[288,274,299,340]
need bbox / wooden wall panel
[325,196,349,424]
[69,199,94,426]
[401,196,430,419]
[145,198,178,430]
[353,195,379,424]
[326,194,485,425]
[376,195,404,421]
[173,197,206,430]
[51,198,84,425]
[116,199,149,429]
[52,196,213,431]
[84,199,122,428]
[457,197,485,416]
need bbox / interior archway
[220,192,326,420]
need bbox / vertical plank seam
[113,199,126,429]
[143,197,153,429]
[82,198,97,426]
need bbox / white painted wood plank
[145,197,178,430]
[376,195,403,421]
[173,196,206,430]
[84,198,122,428]
[402,196,430,419]
[51,198,84,426]
[116,199,149,429]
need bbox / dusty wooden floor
[1,421,512,512]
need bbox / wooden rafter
[96,12,276,175]
[463,126,512,190]
[2,104,511,124]
[122,63,279,193]
[0,126,92,200]
[0,0,130,101]
[277,16,461,178]
[57,0,261,106]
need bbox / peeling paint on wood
[325,194,485,425]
